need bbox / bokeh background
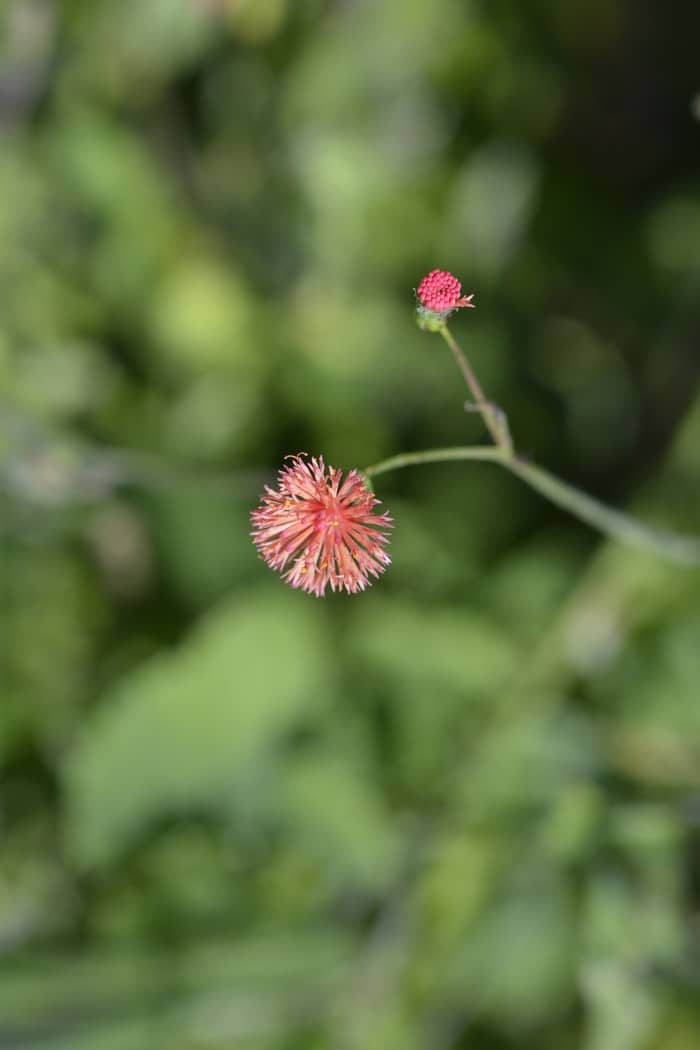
[2,1,700,1047]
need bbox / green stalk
[364,445,506,479]
[366,316,700,565]
[364,445,700,566]
[439,326,514,456]
[506,456,700,566]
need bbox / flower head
[415,269,475,330]
[251,454,393,597]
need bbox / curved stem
[440,326,513,455]
[389,315,700,566]
[507,457,700,566]
[363,446,700,567]
[364,445,506,479]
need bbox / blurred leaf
[349,595,518,696]
[281,752,400,892]
[63,587,334,866]
[446,874,575,1027]
[0,933,348,1050]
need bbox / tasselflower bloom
[415,268,475,330]
[251,454,393,597]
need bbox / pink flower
[251,454,393,597]
[416,269,475,314]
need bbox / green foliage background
[2,1,700,1047]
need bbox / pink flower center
[417,269,464,311]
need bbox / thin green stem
[363,446,700,566]
[389,314,700,565]
[507,456,700,566]
[440,326,513,455]
[364,445,506,479]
